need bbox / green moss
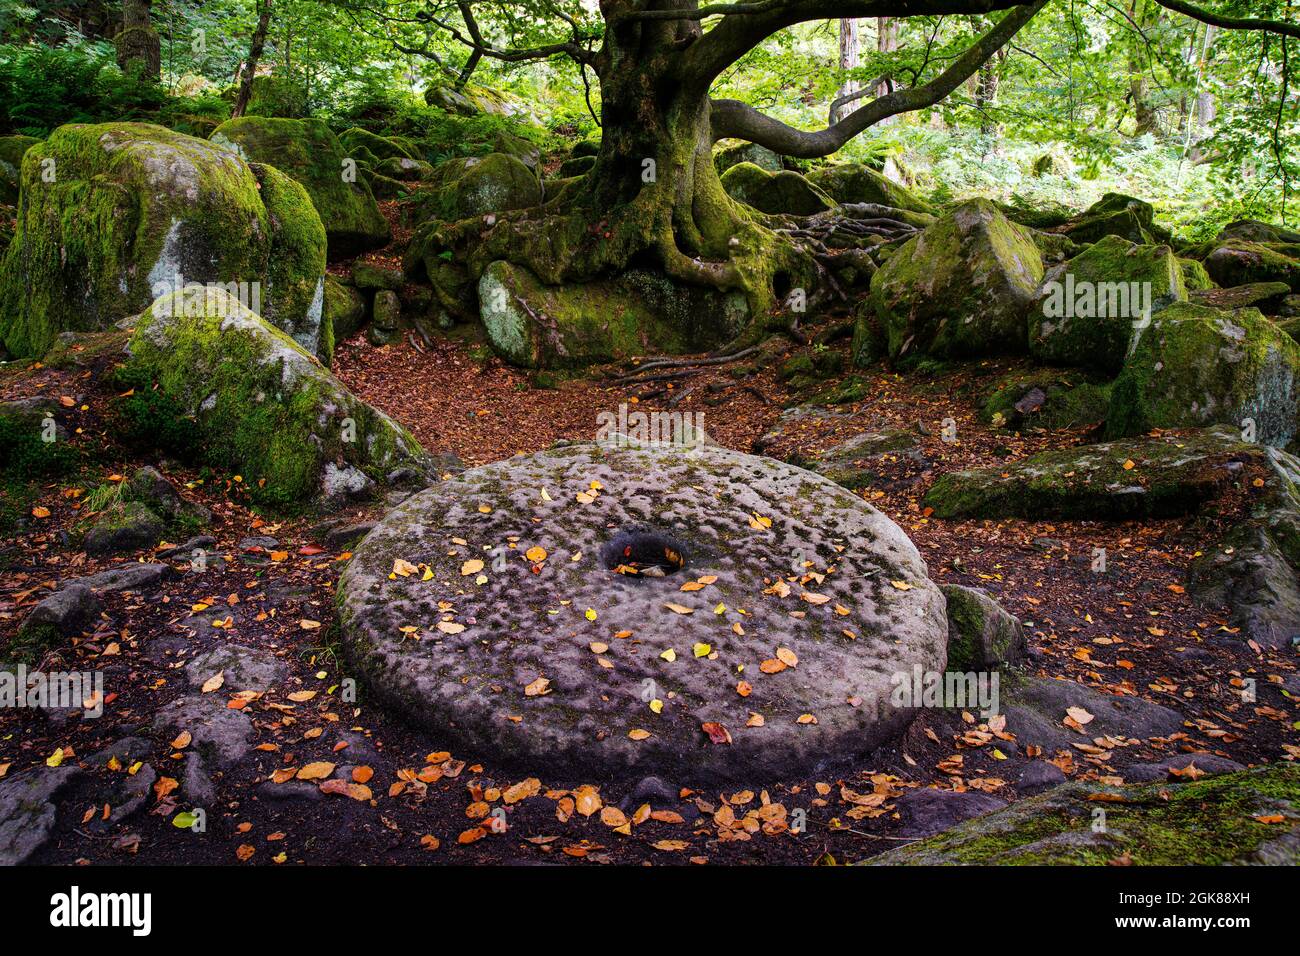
[1030,235,1187,374]
[0,122,276,358]
[1060,192,1156,245]
[1179,256,1216,291]
[871,198,1044,361]
[0,134,40,204]
[981,371,1112,431]
[248,162,330,361]
[210,116,389,258]
[413,152,542,225]
[1202,240,1300,291]
[244,75,307,118]
[871,763,1300,865]
[1105,302,1300,446]
[720,162,836,216]
[807,162,933,214]
[124,286,425,504]
[339,127,417,162]
[478,261,748,368]
[925,426,1261,520]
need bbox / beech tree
[349,0,1300,326]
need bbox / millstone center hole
[601,528,688,578]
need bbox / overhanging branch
[710,0,1049,157]
[1154,0,1300,40]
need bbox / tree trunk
[115,0,161,82]
[834,18,861,124]
[232,0,274,119]
[874,16,898,125]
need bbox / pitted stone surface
[338,442,948,783]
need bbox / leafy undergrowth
[0,321,1295,866]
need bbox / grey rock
[156,536,218,560]
[896,787,1008,838]
[153,695,253,767]
[321,462,376,506]
[83,501,165,556]
[184,644,288,694]
[339,441,949,784]
[21,583,100,637]
[126,466,210,524]
[78,562,173,594]
[1003,675,1184,753]
[0,764,83,864]
[1124,753,1246,782]
[1018,760,1067,793]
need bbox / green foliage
[106,363,199,458]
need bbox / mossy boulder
[415,153,542,225]
[924,425,1263,520]
[1190,280,1291,313]
[713,141,783,174]
[83,499,166,556]
[941,584,1027,671]
[0,134,39,204]
[211,116,390,259]
[720,162,836,216]
[324,276,366,342]
[424,83,542,126]
[243,75,307,118]
[338,127,417,162]
[375,156,433,181]
[1030,235,1187,375]
[1058,192,1157,245]
[558,154,596,178]
[980,371,1111,431]
[1106,303,1300,446]
[479,261,749,369]
[1189,444,1300,649]
[0,122,327,360]
[1179,256,1216,291]
[1200,240,1300,292]
[868,198,1044,361]
[123,286,427,505]
[869,763,1300,865]
[1215,219,1300,245]
[806,163,933,214]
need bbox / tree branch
[1153,0,1300,40]
[710,0,1048,157]
[680,0,1033,88]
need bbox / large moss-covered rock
[868,198,1044,361]
[0,135,39,204]
[720,162,836,216]
[1058,192,1157,245]
[1190,444,1300,649]
[211,116,390,258]
[414,153,542,224]
[124,286,427,505]
[1200,240,1300,291]
[424,82,542,126]
[924,426,1264,520]
[243,75,307,118]
[479,261,749,369]
[869,763,1300,865]
[338,127,417,162]
[324,276,366,342]
[1030,235,1187,374]
[1106,303,1300,446]
[713,141,783,174]
[0,122,327,360]
[807,162,933,214]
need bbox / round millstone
[338,441,947,783]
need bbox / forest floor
[1,312,1296,866]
